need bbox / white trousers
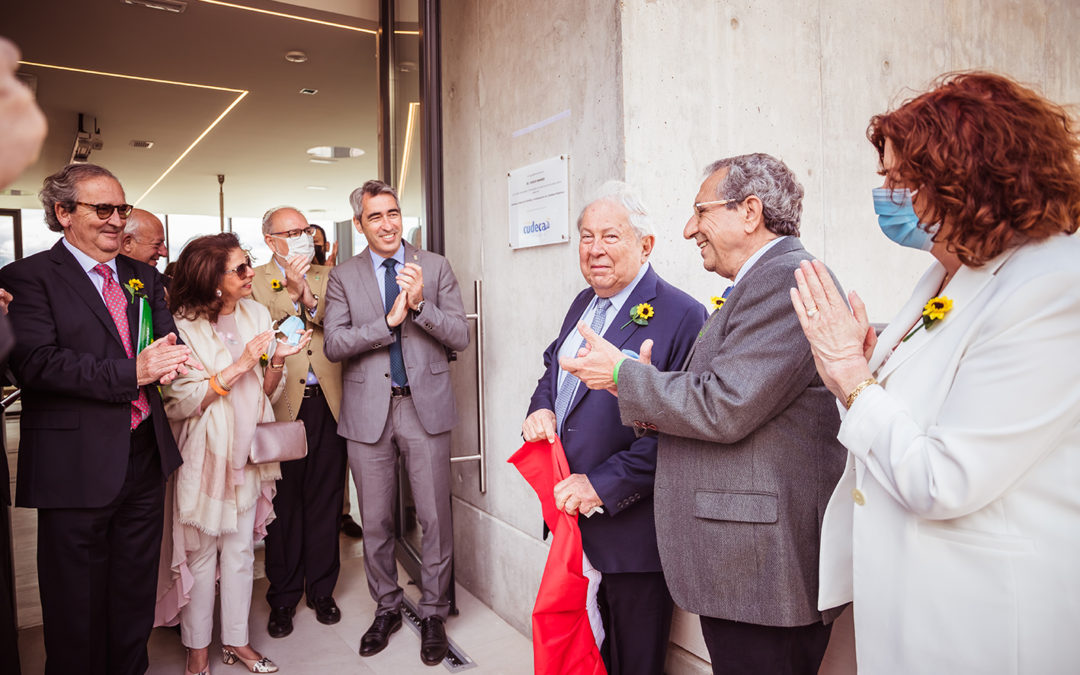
[180,505,257,649]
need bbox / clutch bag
[250,419,308,463]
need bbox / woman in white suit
[790,72,1080,673]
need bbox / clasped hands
[136,333,202,386]
[282,255,316,310]
[386,262,424,328]
[789,259,876,401]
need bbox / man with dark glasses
[0,163,198,675]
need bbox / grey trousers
[347,395,453,620]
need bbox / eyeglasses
[693,198,740,217]
[269,226,316,240]
[224,256,254,277]
[75,202,134,219]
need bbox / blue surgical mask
[872,187,937,251]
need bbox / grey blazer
[617,237,846,627]
[323,242,469,443]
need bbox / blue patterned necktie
[554,297,611,429]
[382,258,408,386]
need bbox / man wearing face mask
[251,206,348,638]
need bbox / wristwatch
[412,300,426,314]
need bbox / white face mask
[284,233,315,263]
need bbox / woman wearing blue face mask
[790,72,1080,673]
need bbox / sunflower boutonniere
[123,278,146,304]
[620,302,654,329]
[901,295,953,342]
[270,279,284,292]
[709,295,726,311]
[259,353,269,367]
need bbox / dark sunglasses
[75,201,134,219]
[224,256,254,277]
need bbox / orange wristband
[208,374,230,397]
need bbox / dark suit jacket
[0,313,11,506]
[528,265,706,574]
[617,238,846,626]
[0,240,182,509]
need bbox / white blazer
[818,234,1080,674]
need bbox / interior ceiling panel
[2,0,383,222]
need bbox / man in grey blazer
[324,180,469,666]
[562,154,846,674]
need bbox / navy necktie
[382,258,408,386]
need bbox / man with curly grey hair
[562,154,847,674]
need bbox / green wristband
[612,357,627,386]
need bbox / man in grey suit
[562,154,846,674]
[324,180,469,666]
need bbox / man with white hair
[251,206,347,638]
[119,208,166,268]
[521,181,706,674]
[119,209,168,268]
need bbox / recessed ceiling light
[305,185,328,190]
[124,0,187,13]
[309,158,334,165]
[307,146,364,159]
[299,88,318,95]
[285,51,308,64]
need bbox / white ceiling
[0,0,422,223]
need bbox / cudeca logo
[523,219,551,235]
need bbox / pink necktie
[93,264,150,429]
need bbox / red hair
[869,71,1080,266]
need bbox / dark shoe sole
[359,620,401,657]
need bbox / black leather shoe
[359,611,402,656]
[267,605,295,638]
[306,595,342,625]
[340,514,364,538]
[420,616,448,666]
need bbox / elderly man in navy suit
[0,163,196,675]
[522,182,706,674]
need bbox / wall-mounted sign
[508,155,569,249]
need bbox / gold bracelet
[208,374,230,397]
[844,377,878,409]
[269,361,285,371]
[215,372,232,392]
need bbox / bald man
[120,209,167,267]
[252,206,347,638]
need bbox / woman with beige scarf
[159,233,311,675]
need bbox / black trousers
[0,498,20,675]
[597,570,674,675]
[37,422,164,675]
[699,614,832,675]
[264,387,347,608]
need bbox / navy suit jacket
[527,265,706,573]
[0,240,182,509]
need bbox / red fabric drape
[508,438,606,675]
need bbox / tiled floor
[16,543,533,674]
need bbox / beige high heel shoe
[185,648,211,675]
[221,646,278,673]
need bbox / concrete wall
[441,0,1080,669]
